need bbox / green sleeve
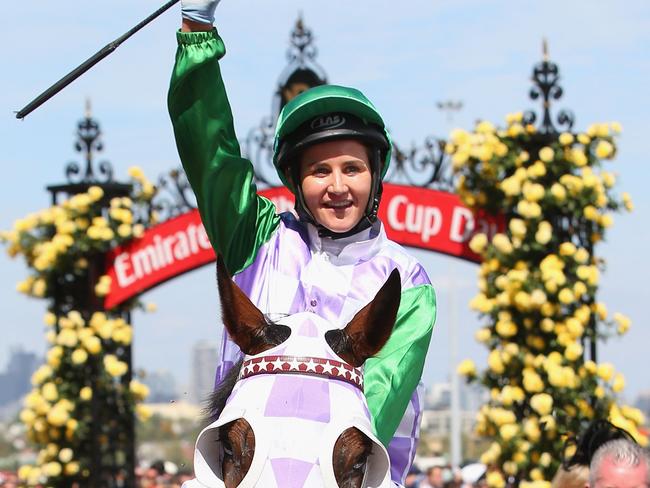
[167,29,280,274]
[364,284,436,446]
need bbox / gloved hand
[181,0,221,25]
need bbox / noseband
[238,355,364,390]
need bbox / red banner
[104,185,502,309]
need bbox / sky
[2,1,650,405]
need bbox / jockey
[169,1,437,484]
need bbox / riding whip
[15,0,180,120]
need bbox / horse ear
[336,269,401,367]
[216,256,276,355]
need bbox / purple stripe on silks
[271,458,315,488]
[409,263,431,287]
[310,286,345,319]
[264,375,331,423]
[288,284,308,315]
[388,437,412,483]
[348,256,407,301]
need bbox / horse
[181,257,401,488]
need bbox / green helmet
[272,84,392,238]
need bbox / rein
[238,355,364,390]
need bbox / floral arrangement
[446,115,645,486]
[1,167,157,486]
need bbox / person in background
[551,465,590,488]
[419,466,445,488]
[588,437,649,488]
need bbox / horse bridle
[238,355,364,390]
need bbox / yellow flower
[500,423,519,441]
[469,233,488,254]
[496,318,518,337]
[136,404,153,422]
[88,185,104,201]
[523,370,544,393]
[614,313,631,334]
[523,182,545,202]
[128,166,145,179]
[475,328,491,343]
[535,221,552,245]
[64,461,80,475]
[488,350,505,374]
[47,405,70,427]
[57,329,78,348]
[612,373,626,393]
[71,348,88,365]
[564,342,583,361]
[104,355,128,377]
[59,447,74,463]
[457,359,477,376]
[538,146,554,162]
[517,200,542,219]
[117,223,132,238]
[559,132,574,145]
[527,160,547,178]
[31,364,53,386]
[595,140,614,159]
[558,288,574,304]
[80,386,93,401]
[501,176,522,196]
[476,120,496,133]
[600,214,614,228]
[524,418,541,441]
[82,336,102,355]
[530,393,553,415]
[486,471,505,488]
[42,382,58,402]
[43,461,62,477]
[597,363,615,382]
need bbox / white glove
[181,0,221,25]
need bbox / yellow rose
[82,336,102,354]
[486,471,506,488]
[80,386,93,401]
[538,146,554,162]
[524,418,541,441]
[571,148,588,167]
[523,370,544,393]
[564,342,583,361]
[64,461,80,475]
[559,242,576,257]
[509,218,527,238]
[535,221,552,245]
[530,393,553,415]
[469,233,488,254]
[31,364,53,386]
[559,132,574,145]
[523,182,545,202]
[475,328,491,343]
[57,329,78,348]
[597,363,615,382]
[43,461,62,476]
[476,120,496,133]
[614,313,631,334]
[457,359,477,377]
[594,302,608,320]
[71,348,88,365]
[501,176,522,196]
[558,288,575,304]
[500,423,519,441]
[47,406,70,427]
[595,140,614,159]
[600,214,614,228]
[517,200,542,219]
[488,350,505,374]
[88,185,104,201]
[42,382,58,402]
[59,447,74,463]
[136,404,153,422]
[550,183,567,202]
[612,373,625,393]
[496,319,518,337]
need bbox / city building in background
[0,348,40,420]
[189,342,218,405]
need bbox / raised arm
[168,1,280,274]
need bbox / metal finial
[85,98,92,119]
[543,38,549,62]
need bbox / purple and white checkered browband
[239,355,364,390]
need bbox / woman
[169,1,437,484]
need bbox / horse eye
[222,439,234,458]
[352,459,367,472]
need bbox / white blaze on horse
[182,257,401,488]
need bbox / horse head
[188,257,401,488]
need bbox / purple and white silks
[215,215,431,484]
[185,312,398,487]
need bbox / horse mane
[203,358,244,424]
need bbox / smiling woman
[299,140,373,234]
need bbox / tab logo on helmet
[310,114,346,131]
